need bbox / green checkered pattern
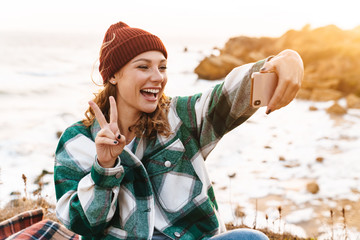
[54,60,265,240]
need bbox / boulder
[309,106,318,111]
[326,102,347,115]
[301,78,340,90]
[296,89,312,100]
[221,36,275,62]
[307,181,320,194]
[194,54,243,80]
[194,24,360,100]
[310,89,343,101]
[346,93,360,109]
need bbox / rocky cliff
[194,25,360,108]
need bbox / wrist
[97,157,118,168]
[91,156,124,188]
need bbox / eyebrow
[132,58,167,64]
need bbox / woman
[54,21,303,239]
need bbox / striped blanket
[0,209,79,240]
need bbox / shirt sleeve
[54,124,124,237]
[175,59,266,159]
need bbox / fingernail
[117,135,121,140]
[114,141,118,144]
[260,67,267,71]
[266,109,272,115]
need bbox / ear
[110,75,117,85]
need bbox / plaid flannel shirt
[54,60,265,240]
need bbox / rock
[302,78,340,90]
[194,24,360,99]
[228,173,236,178]
[310,89,343,101]
[234,205,246,218]
[279,156,286,161]
[194,54,243,80]
[56,131,63,139]
[309,106,318,111]
[316,157,324,163]
[307,181,320,194]
[221,36,275,62]
[326,102,347,115]
[346,93,360,108]
[284,162,301,168]
[296,89,312,100]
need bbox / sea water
[1,31,360,237]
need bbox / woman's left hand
[260,49,304,114]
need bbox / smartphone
[250,72,278,108]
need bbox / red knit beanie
[99,21,168,83]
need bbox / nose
[150,67,165,82]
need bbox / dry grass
[1,173,355,240]
[0,173,57,223]
[0,197,57,223]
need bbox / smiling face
[112,51,168,119]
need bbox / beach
[1,31,360,239]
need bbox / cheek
[162,77,168,87]
[117,82,135,98]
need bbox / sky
[1,0,360,46]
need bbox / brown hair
[83,29,171,139]
[82,82,172,138]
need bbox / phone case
[250,72,278,108]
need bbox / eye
[137,65,148,70]
[159,65,167,71]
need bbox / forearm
[192,60,265,157]
[55,157,124,236]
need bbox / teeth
[142,89,159,93]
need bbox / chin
[141,106,158,114]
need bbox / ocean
[1,30,360,238]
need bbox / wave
[16,70,62,78]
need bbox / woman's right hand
[89,96,126,168]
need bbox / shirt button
[115,172,122,179]
[164,161,171,168]
[174,232,181,238]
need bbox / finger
[97,128,116,140]
[267,79,289,113]
[268,76,301,112]
[109,96,118,124]
[89,101,107,128]
[95,136,119,146]
[276,74,301,109]
[277,82,300,109]
[115,130,126,144]
[112,140,126,158]
[281,83,299,107]
[260,59,277,73]
[276,85,295,110]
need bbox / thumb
[260,60,276,73]
[113,132,126,157]
[115,130,126,145]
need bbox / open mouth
[140,88,160,101]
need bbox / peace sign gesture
[89,96,126,168]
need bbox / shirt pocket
[146,138,185,176]
[147,139,203,213]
